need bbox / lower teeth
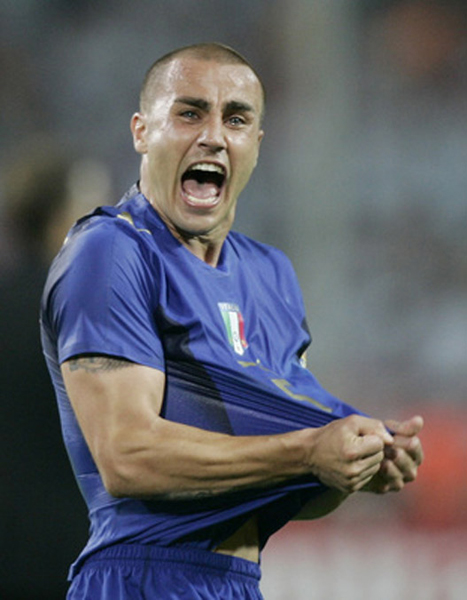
[186,194,218,204]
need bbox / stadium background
[0,1,465,598]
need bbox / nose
[197,116,226,153]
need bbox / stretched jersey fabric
[40,185,364,578]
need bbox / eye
[227,115,246,127]
[180,110,199,120]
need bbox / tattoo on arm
[160,483,266,503]
[67,356,135,373]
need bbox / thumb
[385,415,424,437]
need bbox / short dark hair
[139,42,266,119]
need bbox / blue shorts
[67,544,263,599]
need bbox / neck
[137,179,229,267]
[175,230,225,267]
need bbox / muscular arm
[61,355,393,501]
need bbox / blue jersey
[40,185,363,577]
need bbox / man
[41,43,423,599]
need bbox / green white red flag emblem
[218,302,248,355]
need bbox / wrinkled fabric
[67,545,263,600]
[40,185,364,581]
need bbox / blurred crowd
[352,0,467,404]
[1,1,465,598]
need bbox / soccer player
[40,43,423,599]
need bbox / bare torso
[214,515,259,563]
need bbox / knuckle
[343,447,359,462]
[404,466,418,482]
[387,473,405,492]
[394,479,405,491]
[346,480,361,493]
[346,462,363,479]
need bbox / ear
[253,129,264,168]
[130,112,148,154]
[257,129,264,149]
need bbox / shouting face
[131,54,264,262]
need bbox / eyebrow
[224,100,255,115]
[174,96,256,116]
[174,96,210,111]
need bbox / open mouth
[181,162,226,205]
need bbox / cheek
[235,144,260,184]
[148,127,193,165]
[147,138,179,179]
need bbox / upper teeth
[189,162,225,175]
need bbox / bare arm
[61,356,394,501]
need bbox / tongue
[182,178,219,200]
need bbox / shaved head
[140,43,266,120]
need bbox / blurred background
[0,0,465,598]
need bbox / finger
[355,434,387,459]
[385,415,424,437]
[347,450,385,490]
[389,448,419,482]
[358,455,386,482]
[379,459,405,491]
[408,436,424,466]
[367,459,406,494]
[391,434,424,466]
[339,448,386,493]
[354,416,394,446]
[353,467,385,492]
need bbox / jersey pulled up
[40,185,363,577]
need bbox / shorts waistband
[74,544,261,582]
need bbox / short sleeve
[46,218,165,370]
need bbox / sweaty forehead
[156,57,264,112]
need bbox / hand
[363,415,424,494]
[308,414,394,494]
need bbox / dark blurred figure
[0,139,111,599]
